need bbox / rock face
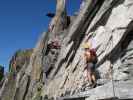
[0,0,133,100]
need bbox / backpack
[89,49,98,64]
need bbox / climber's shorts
[86,62,95,72]
[83,63,95,78]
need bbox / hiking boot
[90,82,97,88]
[85,86,92,90]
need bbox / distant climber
[47,37,61,51]
[83,40,97,88]
[13,61,17,73]
[9,55,17,74]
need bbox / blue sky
[0,0,81,72]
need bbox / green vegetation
[0,65,4,81]
[92,32,96,37]
[16,49,33,58]
[32,83,43,100]
[9,49,33,73]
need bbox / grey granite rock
[1,0,133,100]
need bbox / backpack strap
[89,49,97,64]
[89,49,96,57]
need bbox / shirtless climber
[48,37,61,50]
[83,41,97,88]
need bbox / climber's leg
[91,73,96,84]
[88,63,95,85]
[86,64,92,85]
[91,64,97,88]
